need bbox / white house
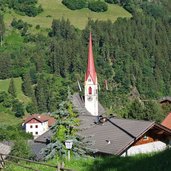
[23,114,56,138]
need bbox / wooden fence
[0,153,73,171]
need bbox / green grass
[0,77,30,104]
[4,149,171,171]
[0,31,24,52]
[4,0,131,30]
[5,31,23,46]
[0,111,22,126]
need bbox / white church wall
[85,76,98,116]
[121,141,167,156]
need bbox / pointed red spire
[85,32,97,84]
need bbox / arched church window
[89,87,92,94]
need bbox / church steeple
[85,32,98,116]
[85,32,97,84]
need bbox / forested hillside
[0,0,171,120]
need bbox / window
[143,135,148,140]
[35,132,38,135]
[88,78,91,82]
[88,87,92,94]
[35,125,38,128]
[30,125,33,128]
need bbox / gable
[26,118,42,124]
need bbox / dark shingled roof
[0,142,11,158]
[159,96,171,103]
[28,140,47,160]
[34,129,53,143]
[79,118,155,155]
[29,129,54,160]
[72,93,171,156]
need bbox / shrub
[35,24,40,29]
[105,0,117,4]
[62,0,87,10]
[88,1,108,12]
[5,0,43,17]
[12,99,25,117]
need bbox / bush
[88,1,108,12]
[35,24,40,29]
[11,139,35,160]
[12,99,25,117]
[5,0,43,17]
[105,0,117,4]
[62,0,87,10]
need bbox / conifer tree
[0,15,5,46]
[35,75,47,112]
[8,78,16,98]
[22,73,34,97]
[12,99,24,117]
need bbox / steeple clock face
[87,96,93,101]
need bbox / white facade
[122,141,167,156]
[25,120,48,139]
[85,75,98,116]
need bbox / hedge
[62,0,87,10]
[88,1,108,12]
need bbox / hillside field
[0,77,30,104]
[4,0,132,30]
[0,112,22,126]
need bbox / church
[71,32,171,156]
[84,32,98,116]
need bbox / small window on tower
[88,78,91,82]
[89,87,92,94]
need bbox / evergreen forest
[1,0,171,120]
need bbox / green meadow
[0,77,30,104]
[4,0,131,30]
[0,111,22,126]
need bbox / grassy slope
[4,0,131,30]
[0,112,22,126]
[0,31,24,52]
[0,77,30,104]
[4,149,171,171]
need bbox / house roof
[159,96,171,103]
[79,117,171,155]
[34,129,54,143]
[72,93,171,155]
[162,112,171,129]
[24,114,56,127]
[0,142,11,158]
[85,32,97,84]
[28,140,47,160]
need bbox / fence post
[0,154,5,168]
[57,162,61,171]
[61,161,65,169]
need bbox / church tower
[85,32,98,116]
